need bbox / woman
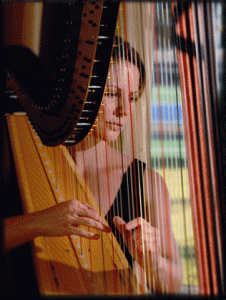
[69,36,183,293]
[3,37,183,293]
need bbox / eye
[130,93,138,102]
[130,96,138,102]
[104,91,119,98]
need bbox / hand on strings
[113,216,161,269]
[34,199,111,239]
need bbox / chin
[93,129,121,143]
[105,133,121,143]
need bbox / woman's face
[92,60,140,142]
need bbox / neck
[74,132,101,151]
[71,134,107,176]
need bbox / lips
[106,121,123,131]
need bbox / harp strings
[114,2,158,291]
[151,2,193,293]
[46,1,195,294]
[161,2,182,292]
[51,1,182,294]
[140,2,155,289]
[122,3,143,287]
[118,2,146,290]
[153,2,172,293]
[171,2,192,291]
[172,2,202,292]
[9,1,225,295]
[107,6,135,289]
[67,139,101,285]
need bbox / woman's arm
[132,218,183,293]
[149,245,184,293]
[113,216,183,293]
[143,168,184,292]
[113,168,184,293]
[3,212,45,252]
[3,199,111,252]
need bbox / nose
[115,93,130,117]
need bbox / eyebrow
[106,85,139,94]
[106,85,118,89]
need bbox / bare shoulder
[143,166,169,192]
[106,144,133,171]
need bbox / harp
[2,0,226,297]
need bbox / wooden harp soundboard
[6,113,139,295]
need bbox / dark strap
[106,159,146,267]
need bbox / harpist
[2,37,183,295]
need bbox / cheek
[130,103,136,114]
[102,104,114,119]
[125,103,135,119]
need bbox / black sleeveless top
[105,159,146,267]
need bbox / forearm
[2,212,42,252]
[2,200,111,252]
[146,255,183,294]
